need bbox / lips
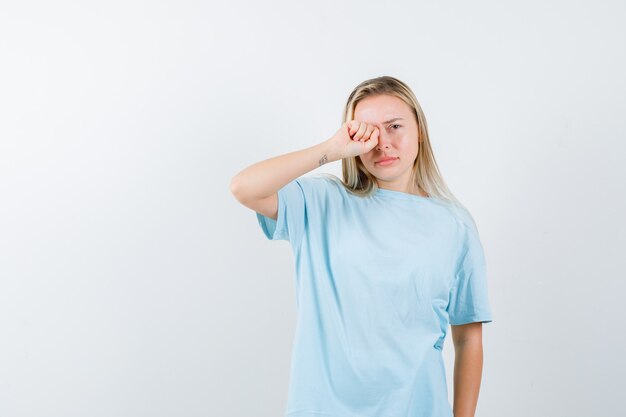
[376,156,398,164]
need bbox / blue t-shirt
[256,174,493,417]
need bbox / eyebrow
[382,117,404,124]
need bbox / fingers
[347,120,363,140]
[356,122,368,141]
[365,127,380,150]
[348,121,378,143]
[370,126,380,142]
[347,120,359,139]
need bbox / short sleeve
[255,178,307,248]
[447,222,494,325]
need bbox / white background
[1,1,625,416]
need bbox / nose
[375,130,391,151]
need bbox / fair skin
[352,94,428,197]
[451,322,485,417]
[230,94,485,417]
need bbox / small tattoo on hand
[319,154,328,166]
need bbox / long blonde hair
[318,75,478,228]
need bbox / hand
[327,120,380,160]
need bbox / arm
[230,139,338,202]
[229,139,339,219]
[230,121,379,218]
[450,322,485,417]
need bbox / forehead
[353,94,411,124]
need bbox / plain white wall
[1,1,625,416]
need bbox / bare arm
[230,138,339,204]
[229,121,379,219]
[451,322,485,417]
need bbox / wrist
[319,139,342,164]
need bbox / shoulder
[451,204,479,232]
[430,199,480,239]
[294,173,346,195]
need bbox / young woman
[230,76,493,417]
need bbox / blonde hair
[318,75,478,228]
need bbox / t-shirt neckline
[375,187,433,201]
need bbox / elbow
[230,175,243,200]
[230,174,250,204]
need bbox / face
[354,94,420,192]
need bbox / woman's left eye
[390,124,401,129]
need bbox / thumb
[365,128,380,151]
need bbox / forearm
[452,340,484,417]
[230,139,339,202]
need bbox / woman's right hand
[327,120,380,160]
